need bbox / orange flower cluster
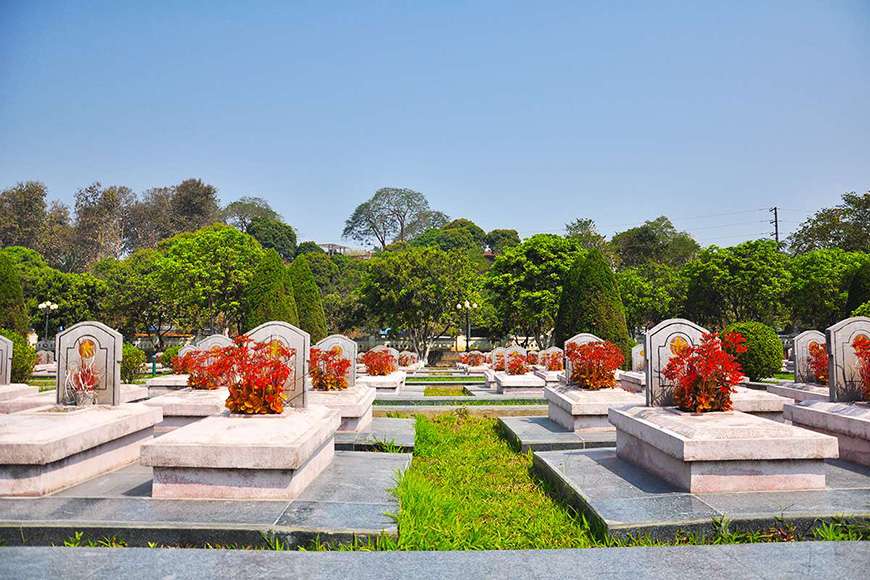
[566,341,624,389]
[362,350,398,376]
[492,353,505,371]
[399,352,417,367]
[173,347,227,390]
[506,352,529,375]
[526,351,539,365]
[807,342,828,385]
[663,332,746,413]
[202,336,294,414]
[541,351,564,371]
[467,351,486,366]
[310,346,352,391]
[852,335,870,400]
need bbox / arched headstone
[246,321,310,408]
[793,330,825,384]
[645,318,707,406]
[826,316,870,402]
[197,334,233,350]
[631,343,645,372]
[371,345,399,363]
[0,335,12,385]
[56,321,122,405]
[315,334,358,388]
[564,333,603,385]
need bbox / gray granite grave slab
[3,542,867,580]
[534,448,870,540]
[498,416,615,451]
[334,417,415,451]
[793,330,825,383]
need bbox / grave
[55,321,122,406]
[143,388,229,434]
[1,384,148,414]
[357,346,406,393]
[533,346,564,384]
[785,316,870,466]
[0,335,37,401]
[793,330,825,384]
[495,345,546,393]
[631,343,645,372]
[307,334,375,432]
[146,334,233,396]
[563,333,604,387]
[245,322,309,408]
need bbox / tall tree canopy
[484,229,521,255]
[288,255,328,342]
[0,181,48,250]
[788,249,868,330]
[787,191,870,254]
[610,216,699,268]
[343,187,447,249]
[246,217,297,260]
[223,196,281,231]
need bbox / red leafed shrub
[399,352,417,367]
[526,351,539,365]
[541,351,564,371]
[807,341,828,385]
[663,332,746,413]
[852,335,870,400]
[492,353,505,371]
[204,336,294,414]
[506,352,529,375]
[566,341,624,389]
[467,352,485,366]
[171,352,194,374]
[459,353,470,365]
[362,350,397,376]
[310,345,352,391]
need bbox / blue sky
[1,1,868,246]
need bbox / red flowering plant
[171,352,193,374]
[459,353,470,365]
[204,336,294,415]
[362,350,398,376]
[566,341,625,389]
[506,352,530,375]
[663,332,746,413]
[399,352,417,367]
[540,350,565,371]
[467,351,486,366]
[807,341,829,385]
[309,345,352,391]
[526,351,539,365]
[492,353,506,371]
[852,335,870,400]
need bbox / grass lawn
[406,376,485,383]
[772,372,794,381]
[27,377,56,392]
[422,386,467,397]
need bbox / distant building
[317,243,372,259]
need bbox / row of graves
[0,321,413,546]
[498,317,869,539]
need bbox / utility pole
[769,206,780,247]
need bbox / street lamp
[38,301,58,344]
[456,300,478,352]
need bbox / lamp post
[38,301,58,344]
[456,300,478,352]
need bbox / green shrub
[161,345,180,367]
[242,249,300,329]
[853,301,870,317]
[0,328,37,383]
[0,253,29,335]
[553,249,631,364]
[724,321,783,381]
[288,255,328,342]
[845,261,870,317]
[121,343,146,383]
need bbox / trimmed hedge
[0,328,36,383]
[724,321,782,381]
[553,249,631,364]
[288,255,328,342]
[0,253,28,335]
[121,343,146,383]
[243,249,300,330]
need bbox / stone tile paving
[334,417,416,451]
[499,416,616,451]
[0,542,866,579]
[535,448,870,540]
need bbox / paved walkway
[1,542,866,579]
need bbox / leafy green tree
[853,301,870,317]
[617,263,686,335]
[443,218,487,249]
[343,187,447,248]
[72,182,135,268]
[724,321,782,381]
[170,178,221,232]
[611,216,699,268]
[160,224,264,334]
[844,260,870,318]
[682,240,791,328]
[246,217,297,260]
[485,234,583,348]
[788,249,868,330]
[288,255,328,341]
[484,229,521,255]
[295,241,325,256]
[222,196,281,230]
[242,249,299,329]
[0,181,48,250]
[0,328,36,382]
[565,218,608,252]
[121,343,146,383]
[0,252,29,335]
[305,252,367,335]
[360,246,476,359]
[39,200,78,271]
[554,249,631,361]
[787,191,870,254]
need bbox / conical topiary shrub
[553,249,631,363]
[0,253,29,335]
[243,249,299,330]
[288,254,328,342]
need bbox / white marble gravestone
[56,321,122,406]
[563,333,603,386]
[793,330,825,384]
[246,321,310,408]
[504,345,527,360]
[490,347,506,364]
[315,334,358,388]
[0,335,11,385]
[631,343,645,372]
[177,344,197,358]
[197,334,233,351]
[645,318,707,406]
[826,316,870,402]
[539,346,563,367]
[371,345,399,364]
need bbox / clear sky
[1,1,868,246]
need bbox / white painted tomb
[546,384,644,432]
[143,388,229,434]
[307,335,375,432]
